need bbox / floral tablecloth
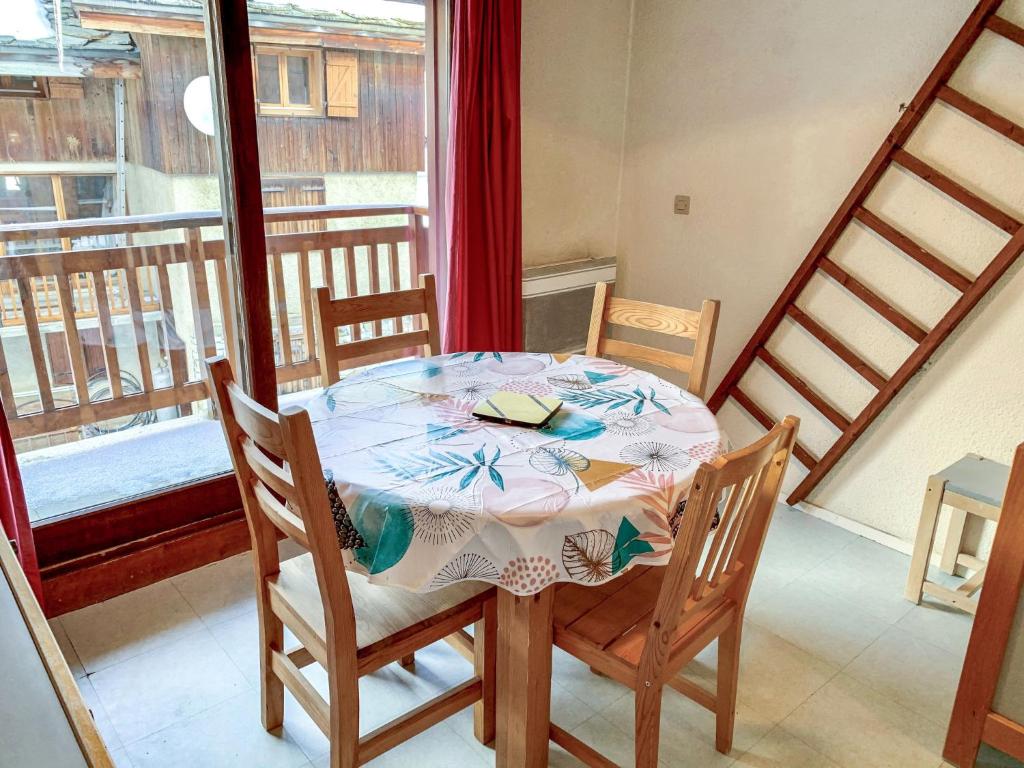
[302,352,724,596]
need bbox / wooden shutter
[48,78,84,99]
[325,51,359,118]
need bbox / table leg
[495,585,555,768]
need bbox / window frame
[0,171,116,255]
[0,75,49,100]
[252,45,324,118]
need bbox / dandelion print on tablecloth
[500,556,559,592]
[431,553,499,586]
[451,381,496,401]
[562,529,615,582]
[602,412,655,437]
[409,487,478,545]
[619,441,690,472]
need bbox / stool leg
[940,507,968,576]
[905,477,946,604]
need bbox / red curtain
[444,0,523,353]
[0,397,42,603]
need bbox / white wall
[522,0,1024,546]
[521,0,633,268]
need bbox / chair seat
[268,553,493,672]
[554,565,738,670]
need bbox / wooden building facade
[0,1,426,193]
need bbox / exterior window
[0,75,48,99]
[254,46,323,117]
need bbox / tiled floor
[50,505,1021,768]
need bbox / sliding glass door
[246,0,434,402]
[0,12,235,524]
[0,0,444,614]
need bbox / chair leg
[474,599,497,746]
[259,605,285,732]
[940,507,968,576]
[400,652,416,669]
[905,477,946,603]
[329,740,358,768]
[329,663,360,768]
[716,621,742,754]
[634,682,663,768]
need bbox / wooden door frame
[424,0,450,332]
[203,0,276,411]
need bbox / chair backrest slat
[605,295,703,338]
[223,378,290,457]
[314,272,440,385]
[586,281,720,398]
[241,436,299,505]
[252,480,310,549]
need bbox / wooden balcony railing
[0,204,431,441]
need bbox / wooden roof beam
[77,11,426,54]
[0,53,140,79]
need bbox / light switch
[674,195,691,215]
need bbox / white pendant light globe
[183,76,215,137]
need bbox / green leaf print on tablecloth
[376,446,505,491]
[451,351,504,363]
[611,517,655,574]
[558,386,671,416]
[350,490,415,574]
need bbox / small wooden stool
[905,453,1009,615]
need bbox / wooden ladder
[708,0,1024,505]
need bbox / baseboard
[795,501,915,556]
[42,511,251,616]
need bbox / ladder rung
[730,387,819,470]
[937,85,1024,149]
[818,258,928,342]
[986,15,1024,47]
[853,207,973,291]
[892,149,1021,234]
[755,347,851,431]
[785,305,888,389]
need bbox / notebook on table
[472,392,563,428]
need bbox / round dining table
[302,351,724,767]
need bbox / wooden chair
[313,273,441,385]
[207,357,496,768]
[586,282,720,399]
[550,417,799,768]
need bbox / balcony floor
[20,416,231,523]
